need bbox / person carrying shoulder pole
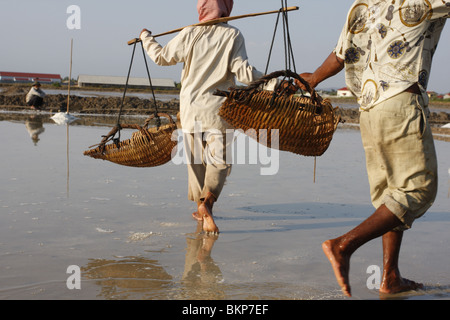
[139,0,279,233]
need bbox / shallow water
[42,89,180,102]
[0,112,449,300]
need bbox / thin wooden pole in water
[66,38,73,197]
[67,123,70,198]
[67,38,73,114]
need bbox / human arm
[228,31,279,90]
[27,87,46,99]
[297,51,344,90]
[433,1,450,18]
[229,32,265,85]
[36,88,46,98]
[139,29,183,66]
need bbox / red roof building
[0,71,62,84]
[337,87,354,97]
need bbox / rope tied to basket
[108,41,163,146]
[215,1,340,182]
[217,70,322,111]
[217,71,340,157]
[84,113,177,167]
[83,41,178,167]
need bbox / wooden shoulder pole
[128,6,299,45]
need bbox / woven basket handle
[245,70,321,104]
[143,113,176,128]
[88,113,176,151]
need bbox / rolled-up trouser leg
[359,92,438,230]
[184,131,232,203]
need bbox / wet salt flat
[44,88,181,102]
[0,111,449,300]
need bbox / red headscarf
[197,0,234,22]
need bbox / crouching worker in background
[26,82,46,110]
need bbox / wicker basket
[84,113,178,167]
[217,71,340,157]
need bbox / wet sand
[1,85,449,123]
[0,111,449,301]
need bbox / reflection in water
[9,112,74,196]
[25,115,45,145]
[80,224,223,300]
[181,223,224,299]
[1,111,159,128]
[66,124,70,197]
[81,256,173,300]
[51,115,75,198]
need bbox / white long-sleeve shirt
[26,87,46,103]
[140,24,275,133]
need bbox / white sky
[0,0,449,93]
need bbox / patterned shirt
[334,0,450,110]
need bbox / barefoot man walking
[139,0,277,233]
[298,1,449,297]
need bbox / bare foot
[198,203,219,234]
[322,240,352,297]
[192,211,203,221]
[192,199,213,221]
[380,276,424,295]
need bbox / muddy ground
[0,92,179,116]
[1,85,449,128]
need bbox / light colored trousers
[360,92,438,230]
[184,131,232,203]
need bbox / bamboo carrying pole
[127,6,299,45]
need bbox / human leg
[361,93,438,228]
[197,192,219,233]
[380,230,423,294]
[197,131,231,233]
[322,205,402,297]
[27,95,44,110]
[34,96,44,109]
[184,131,230,233]
[365,93,436,292]
[325,93,437,297]
[184,132,207,220]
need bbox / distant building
[444,93,450,100]
[77,74,176,90]
[337,87,354,97]
[0,71,62,84]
